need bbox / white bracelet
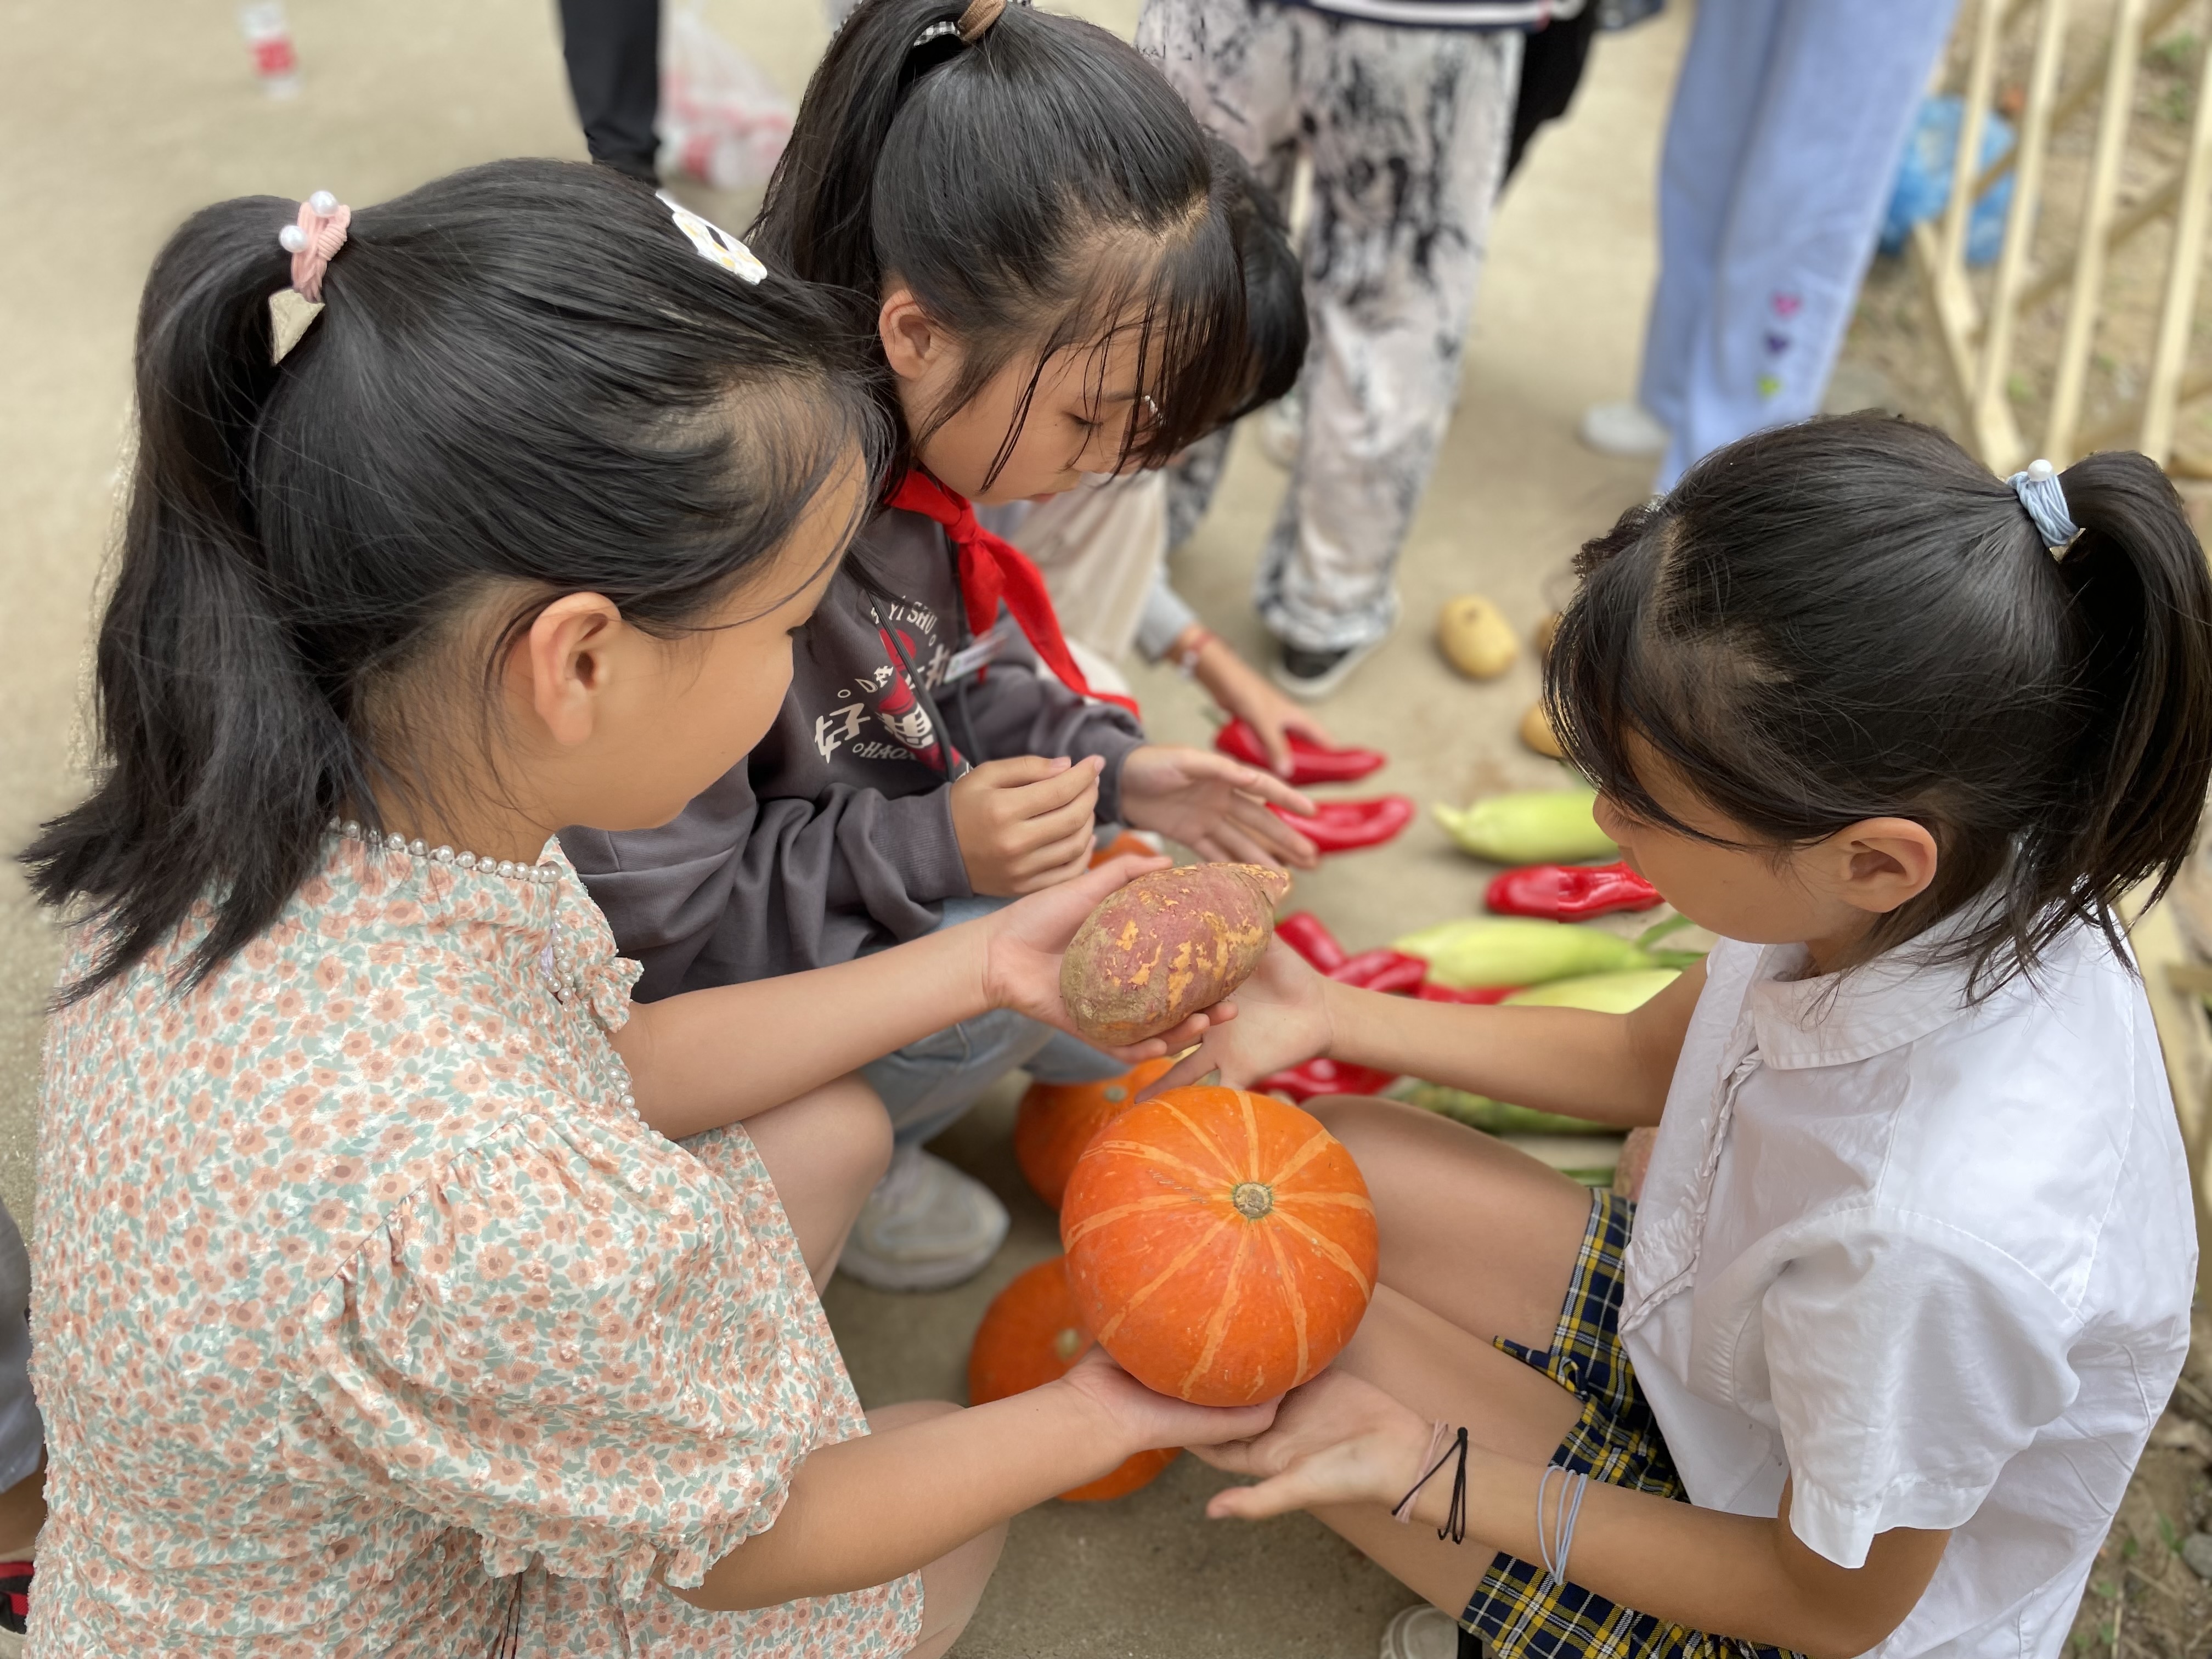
[1536,1465,1590,1588]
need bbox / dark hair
[1213,136,1306,421]
[1547,413,2212,992]
[753,0,1250,488]
[24,159,883,1001]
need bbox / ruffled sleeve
[292,1107,862,1601]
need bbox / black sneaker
[1271,635,1385,701]
[0,1560,32,1637]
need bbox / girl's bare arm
[1318,960,1703,1126]
[672,1358,1274,1612]
[613,856,1198,1140]
[1153,945,1705,1128]
[1198,1368,1942,1659]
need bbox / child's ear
[516,592,625,749]
[1830,816,1940,915]
[878,286,943,384]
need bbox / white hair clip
[658,192,766,285]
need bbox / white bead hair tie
[278,190,349,303]
[2008,458,2080,555]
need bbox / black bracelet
[1440,1425,1469,1545]
[1391,1424,1470,1544]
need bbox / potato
[1060,864,1291,1046]
[1532,612,1560,660]
[1519,700,1564,758]
[1436,595,1517,680]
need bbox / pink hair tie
[278,191,350,303]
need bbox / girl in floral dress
[19,160,1271,1658]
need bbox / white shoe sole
[1379,1603,1464,1659]
[835,1211,1009,1294]
[1577,401,1669,459]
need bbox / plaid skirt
[1458,1191,1805,1659]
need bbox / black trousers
[557,0,661,180]
[1505,1,1600,179]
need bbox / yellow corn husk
[1398,1082,1617,1138]
[1391,917,1652,989]
[1432,790,1615,865]
[1502,968,1681,1014]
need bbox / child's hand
[1057,1346,1280,1457]
[1118,744,1320,870]
[976,855,1233,1058]
[951,754,1104,896]
[1147,938,1334,1093]
[1189,644,1338,778]
[1191,1366,1432,1521]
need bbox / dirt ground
[1837,0,2212,472]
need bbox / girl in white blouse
[1151,415,2212,1659]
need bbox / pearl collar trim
[329,819,560,884]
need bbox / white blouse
[1620,920,2194,1659]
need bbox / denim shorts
[858,896,1123,1149]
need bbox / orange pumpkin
[1088,831,1156,869]
[1013,1057,1177,1210]
[1060,1086,1378,1406]
[967,1256,1179,1502]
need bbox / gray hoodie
[562,507,1146,1001]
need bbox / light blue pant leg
[1646,0,1959,492]
[1635,0,1782,441]
[859,896,1127,1152]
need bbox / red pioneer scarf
[887,471,1141,718]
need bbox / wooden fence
[1912,0,2212,469]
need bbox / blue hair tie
[2008,458,2079,554]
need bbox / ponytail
[25,160,882,1001]
[26,199,364,996]
[2044,452,2212,936]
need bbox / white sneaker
[837,1146,1010,1293]
[1577,400,1669,458]
[1379,1604,1465,1659]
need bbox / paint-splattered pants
[1639,0,1957,492]
[1138,0,1521,654]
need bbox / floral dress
[27,831,922,1657]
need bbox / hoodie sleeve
[561,762,973,1001]
[952,653,1147,822]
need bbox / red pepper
[1329,948,1430,996]
[1484,861,1661,922]
[1257,1056,1400,1101]
[1271,794,1414,854]
[1215,720,1386,785]
[1274,911,1348,972]
[1415,981,1518,1005]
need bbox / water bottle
[239,2,300,99]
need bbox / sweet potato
[1060,864,1291,1046]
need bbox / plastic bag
[658,5,794,194]
[1882,94,2015,267]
